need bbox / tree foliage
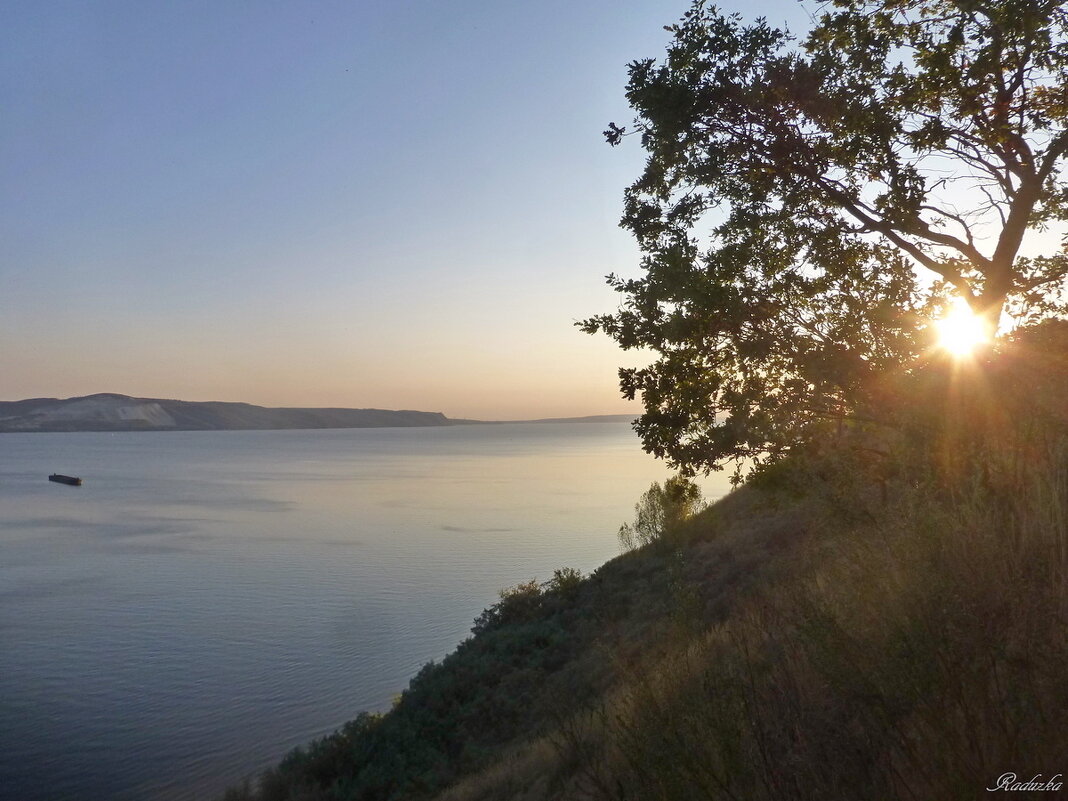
[619,475,705,550]
[583,0,1068,474]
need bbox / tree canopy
[583,0,1068,474]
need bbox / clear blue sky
[1,0,803,419]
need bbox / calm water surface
[0,423,731,801]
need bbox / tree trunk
[977,288,1008,340]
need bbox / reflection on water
[0,423,732,801]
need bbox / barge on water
[49,474,82,486]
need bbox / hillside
[221,485,802,801]
[0,394,451,432]
[220,333,1068,801]
[0,395,635,433]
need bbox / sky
[1,0,805,420]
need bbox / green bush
[618,475,705,551]
[546,567,583,596]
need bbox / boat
[48,474,82,486]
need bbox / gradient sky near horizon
[2,0,804,420]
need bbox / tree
[618,475,705,550]
[583,0,1068,474]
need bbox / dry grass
[226,334,1068,801]
[567,416,1068,801]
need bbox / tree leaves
[584,0,1068,474]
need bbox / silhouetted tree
[619,476,704,550]
[583,0,1068,474]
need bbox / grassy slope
[225,449,1068,801]
[435,439,1068,801]
[225,330,1068,801]
[222,487,813,801]
[225,452,1068,801]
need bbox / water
[0,423,732,801]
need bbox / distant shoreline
[0,393,634,433]
[449,414,635,426]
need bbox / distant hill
[516,413,634,424]
[0,393,450,432]
[0,394,635,433]
[451,413,636,425]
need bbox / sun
[934,297,989,357]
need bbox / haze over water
[0,422,732,801]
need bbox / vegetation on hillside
[617,475,705,551]
[552,326,1068,801]
[222,323,1068,801]
[221,1,1068,798]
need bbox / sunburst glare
[934,297,989,357]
